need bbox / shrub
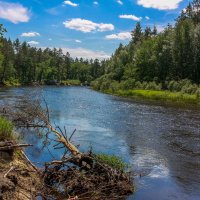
[3,78,20,87]
[120,79,136,90]
[100,80,111,91]
[110,81,121,92]
[0,117,14,141]
[61,80,81,86]
[166,79,200,94]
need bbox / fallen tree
[0,87,134,199]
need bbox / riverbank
[97,89,200,105]
[0,149,40,200]
[0,79,81,87]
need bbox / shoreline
[1,84,200,107]
[93,88,200,107]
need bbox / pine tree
[131,22,143,44]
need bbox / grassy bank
[101,89,200,104]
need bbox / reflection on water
[0,86,200,200]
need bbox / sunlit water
[0,86,200,200]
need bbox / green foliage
[166,79,200,94]
[3,78,21,87]
[61,80,81,86]
[0,117,14,141]
[116,90,199,103]
[0,36,105,85]
[96,153,128,172]
[90,0,200,104]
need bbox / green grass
[95,153,128,171]
[61,80,81,86]
[103,89,199,104]
[0,117,14,141]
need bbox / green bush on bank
[0,117,14,141]
[166,79,200,95]
[3,78,21,87]
[92,77,200,96]
[91,77,200,103]
[60,80,81,86]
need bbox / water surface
[0,86,200,200]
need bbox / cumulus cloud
[119,14,142,21]
[137,0,183,10]
[105,32,131,40]
[63,18,114,33]
[63,0,78,7]
[21,32,40,37]
[117,0,123,5]
[0,1,30,24]
[75,39,82,43]
[93,1,99,5]
[27,41,39,45]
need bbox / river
[0,86,200,200]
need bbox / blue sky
[0,0,189,59]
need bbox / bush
[110,81,121,92]
[96,153,128,172]
[0,117,14,141]
[120,79,136,90]
[3,78,20,87]
[166,79,200,94]
[144,81,162,90]
[61,80,81,86]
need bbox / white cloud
[105,32,131,40]
[75,39,82,43]
[119,14,142,21]
[21,32,40,37]
[48,38,52,41]
[117,0,123,5]
[137,0,183,10]
[61,47,110,59]
[27,41,39,45]
[63,0,78,7]
[63,18,114,33]
[93,1,99,5]
[145,16,150,20]
[0,1,30,24]
[98,23,115,32]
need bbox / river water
[0,86,200,200]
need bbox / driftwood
[0,143,32,151]
[41,152,133,199]
[4,166,16,178]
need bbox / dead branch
[20,150,38,172]
[4,166,16,178]
[0,144,33,151]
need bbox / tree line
[92,0,200,95]
[0,0,200,93]
[0,27,106,86]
